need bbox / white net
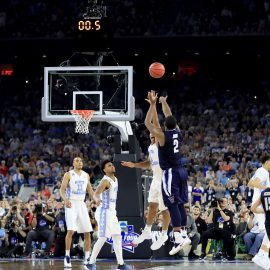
[70,110,95,134]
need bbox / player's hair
[164,115,177,129]
[73,156,82,162]
[261,155,270,164]
[101,160,112,172]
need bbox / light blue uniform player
[60,157,94,269]
[85,160,131,270]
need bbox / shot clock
[77,19,101,31]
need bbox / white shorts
[65,200,93,233]
[95,207,121,238]
[252,190,266,231]
[148,176,167,212]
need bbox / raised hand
[146,90,158,105]
[159,95,168,104]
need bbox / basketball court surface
[0,259,264,270]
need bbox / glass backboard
[41,66,134,122]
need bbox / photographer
[24,204,55,257]
[5,218,26,257]
[4,205,25,226]
[199,197,235,261]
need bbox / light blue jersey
[66,169,89,201]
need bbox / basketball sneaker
[83,257,90,269]
[117,264,132,270]
[199,253,207,261]
[169,230,191,256]
[252,254,270,270]
[150,234,168,250]
[85,263,96,270]
[64,256,72,268]
[132,227,151,245]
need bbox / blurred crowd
[1,0,270,38]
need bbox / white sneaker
[132,228,151,245]
[252,254,270,270]
[64,256,72,268]
[169,232,191,256]
[83,257,90,268]
[151,234,168,250]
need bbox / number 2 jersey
[158,128,183,170]
[66,169,89,201]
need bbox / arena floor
[0,259,264,270]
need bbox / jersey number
[76,182,83,194]
[264,197,270,211]
[173,139,179,153]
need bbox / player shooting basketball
[144,90,191,256]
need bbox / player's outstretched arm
[251,197,264,213]
[60,172,72,208]
[159,96,172,118]
[94,179,110,206]
[145,91,165,144]
[121,159,150,169]
[145,91,161,128]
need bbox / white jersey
[251,167,270,202]
[101,175,118,211]
[66,169,89,201]
[148,143,162,177]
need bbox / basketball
[149,62,165,78]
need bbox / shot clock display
[77,19,101,31]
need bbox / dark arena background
[1,0,270,269]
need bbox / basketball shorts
[65,200,93,233]
[252,192,266,231]
[95,207,121,238]
[148,174,167,211]
[161,166,188,206]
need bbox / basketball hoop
[70,110,95,134]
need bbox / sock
[145,224,151,231]
[85,251,90,261]
[174,231,182,244]
[65,250,70,257]
[89,237,107,264]
[112,234,124,265]
[162,230,167,236]
[258,249,268,257]
[181,229,187,238]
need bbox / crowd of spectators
[1,0,270,38]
